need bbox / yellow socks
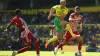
[66,24,74,36]
[48,36,58,43]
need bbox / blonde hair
[60,0,66,3]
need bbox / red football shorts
[64,31,80,41]
[22,32,34,45]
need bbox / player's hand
[79,26,83,32]
[51,13,56,16]
[3,29,8,36]
[4,29,8,32]
[80,23,83,31]
[48,15,51,20]
[16,38,20,42]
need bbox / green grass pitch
[0,51,100,56]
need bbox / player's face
[75,9,80,13]
[61,1,66,7]
[19,11,22,15]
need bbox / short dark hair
[75,6,80,9]
[15,9,21,15]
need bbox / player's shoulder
[79,14,83,17]
[70,13,76,16]
[52,5,60,8]
[78,14,83,19]
[12,16,17,19]
[70,13,76,17]
[69,13,76,18]
[65,6,68,9]
[55,5,60,7]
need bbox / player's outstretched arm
[48,8,55,20]
[4,23,12,32]
[80,17,83,31]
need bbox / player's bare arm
[4,23,12,32]
[48,7,66,20]
[69,18,79,21]
[80,17,83,31]
[69,16,79,21]
[48,8,55,20]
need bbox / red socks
[58,43,63,49]
[18,46,31,54]
[61,44,63,50]
[78,42,82,51]
[35,40,40,55]
[52,44,55,51]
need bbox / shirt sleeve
[80,15,83,22]
[52,5,57,9]
[69,13,75,21]
[10,18,16,24]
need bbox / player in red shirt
[5,9,40,56]
[54,6,83,56]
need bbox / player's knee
[77,37,83,43]
[37,39,40,43]
[53,41,57,44]
[35,40,40,46]
[26,42,31,46]
[81,38,83,43]
[25,45,31,49]
[57,33,61,38]
[63,41,68,45]
[28,46,31,48]
[80,37,83,42]
[60,21,64,26]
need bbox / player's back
[11,16,29,31]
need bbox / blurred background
[0,0,100,52]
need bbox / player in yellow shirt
[45,0,77,48]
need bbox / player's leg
[58,36,64,54]
[57,31,71,49]
[76,35,83,56]
[11,32,40,56]
[34,38,40,56]
[12,37,32,56]
[51,37,63,54]
[77,37,83,51]
[17,43,31,54]
[52,43,55,52]
[73,31,82,56]
[54,40,68,55]
[45,26,62,48]
[58,40,64,54]
[45,18,63,48]
[29,32,40,56]
[73,31,83,51]
[12,46,31,56]
[75,37,82,56]
[54,31,71,55]
[51,41,57,54]
[60,20,76,38]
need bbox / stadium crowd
[0,12,100,25]
[0,24,100,50]
[0,11,100,50]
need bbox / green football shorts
[54,17,63,33]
